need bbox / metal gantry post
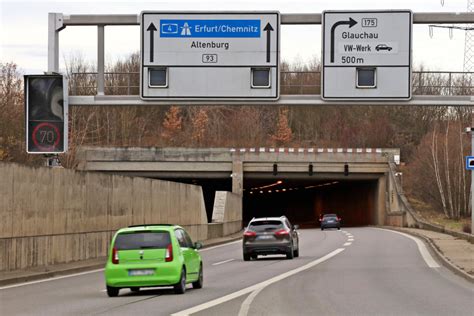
[471,114,474,234]
[97,25,105,95]
[47,13,63,73]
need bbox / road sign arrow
[330,17,357,63]
[147,23,157,63]
[263,23,274,63]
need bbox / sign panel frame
[140,11,280,100]
[322,10,413,101]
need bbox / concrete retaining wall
[212,191,242,236]
[0,163,208,272]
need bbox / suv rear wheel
[243,253,251,261]
[286,244,294,259]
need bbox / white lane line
[200,240,242,252]
[343,242,352,246]
[348,238,354,242]
[0,268,104,290]
[212,259,235,266]
[373,228,440,268]
[171,248,345,316]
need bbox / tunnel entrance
[243,177,378,228]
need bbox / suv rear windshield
[323,214,337,218]
[114,231,171,250]
[249,220,284,232]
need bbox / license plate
[327,220,334,223]
[257,235,273,240]
[128,269,154,276]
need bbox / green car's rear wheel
[192,264,203,289]
[174,268,186,294]
[106,285,119,297]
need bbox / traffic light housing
[344,163,349,176]
[273,163,278,175]
[25,74,68,153]
[309,163,313,176]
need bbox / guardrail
[68,71,473,96]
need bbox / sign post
[322,10,412,100]
[140,11,280,100]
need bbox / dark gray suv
[243,216,299,261]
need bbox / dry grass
[407,197,470,233]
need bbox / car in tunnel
[320,214,342,230]
[104,224,203,297]
[243,216,299,261]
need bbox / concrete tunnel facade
[76,147,399,228]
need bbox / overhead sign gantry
[140,11,280,100]
[322,10,413,100]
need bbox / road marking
[374,228,440,268]
[212,259,235,266]
[238,285,265,316]
[348,238,354,242]
[343,242,352,246]
[171,248,345,316]
[0,268,104,290]
[200,239,241,252]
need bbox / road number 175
[361,18,377,27]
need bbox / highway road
[1,228,472,315]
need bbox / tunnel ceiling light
[252,180,284,190]
[259,190,263,194]
[268,190,272,193]
[249,191,254,194]
[282,189,286,192]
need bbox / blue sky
[0,0,469,73]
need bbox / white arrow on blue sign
[466,156,474,170]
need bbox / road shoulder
[382,226,474,283]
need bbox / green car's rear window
[114,231,171,250]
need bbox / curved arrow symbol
[263,23,274,63]
[330,18,357,63]
[147,22,157,63]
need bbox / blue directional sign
[466,156,474,170]
[160,20,261,38]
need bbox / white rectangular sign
[140,11,280,100]
[322,10,412,100]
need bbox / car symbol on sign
[375,44,392,51]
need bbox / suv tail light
[275,229,290,236]
[337,217,341,221]
[244,230,257,237]
[112,248,119,264]
[165,243,173,262]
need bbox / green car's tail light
[165,243,173,262]
[244,231,256,237]
[112,248,119,264]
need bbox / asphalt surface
[1,228,472,316]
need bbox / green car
[104,224,203,297]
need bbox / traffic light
[25,74,68,153]
[344,163,349,176]
[309,163,314,176]
[273,163,278,175]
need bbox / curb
[383,227,474,284]
[0,235,242,287]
